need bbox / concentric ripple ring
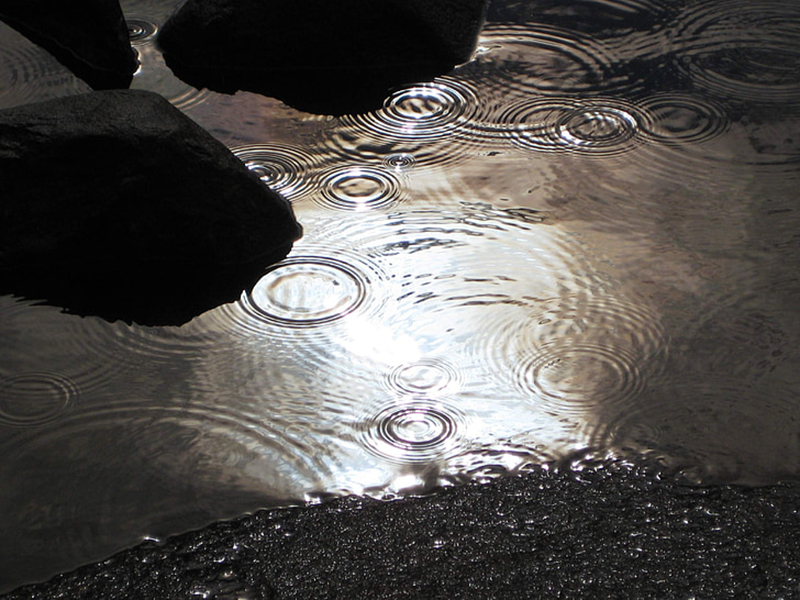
[231,143,319,201]
[0,372,77,428]
[387,359,462,397]
[316,166,404,211]
[358,399,467,464]
[242,256,369,328]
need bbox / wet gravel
[5,462,800,599]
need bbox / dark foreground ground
[4,461,800,599]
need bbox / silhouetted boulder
[0,90,302,325]
[157,0,489,115]
[0,0,138,90]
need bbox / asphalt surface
[4,461,800,599]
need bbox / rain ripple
[470,23,632,97]
[513,343,645,412]
[342,78,481,142]
[638,92,731,145]
[316,165,405,211]
[0,298,132,402]
[479,294,668,431]
[496,97,645,156]
[215,245,388,339]
[386,359,463,398]
[126,17,159,44]
[231,143,320,202]
[0,23,88,109]
[356,398,468,465]
[0,372,76,428]
[128,17,211,111]
[321,77,487,171]
[382,152,417,172]
[671,0,800,105]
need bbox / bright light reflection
[342,317,422,366]
[390,473,426,492]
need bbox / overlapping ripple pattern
[2,0,800,593]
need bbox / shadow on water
[1,0,800,592]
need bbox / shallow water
[1,0,799,592]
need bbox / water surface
[1,0,799,592]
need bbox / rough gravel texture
[4,462,800,599]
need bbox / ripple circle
[243,257,367,328]
[387,359,462,397]
[317,166,404,211]
[382,153,417,172]
[671,0,800,104]
[499,97,644,155]
[340,77,480,143]
[0,372,76,427]
[127,18,159,44]
[557,105,639,153]
[231,143,319,201]
[0,36,85,108]
[358,399,466,464]
[473,24,630,97]
[515,344,644,412]
[639,93,731,145]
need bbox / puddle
[1,0,799,592]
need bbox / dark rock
[0,0,139,90]
[0,89,302,326]
[157,0,489,115]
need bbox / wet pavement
[1,0,800,595]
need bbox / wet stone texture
[156,0,489,114]
[0,89,302,325]
[0,0,137,90]
[4,462,800,599]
